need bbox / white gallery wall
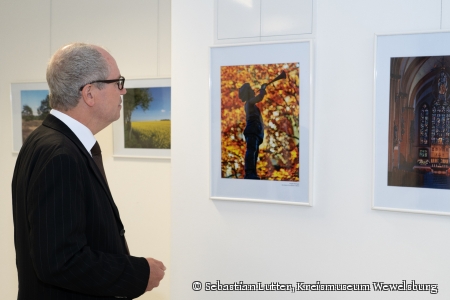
[0,1,171,299]
[2,0,450,299]
[171,0,450,300]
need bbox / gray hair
[46,43,110,111]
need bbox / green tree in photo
[123,88,153,140]
[22,105,33,121]
[37,95,50,120]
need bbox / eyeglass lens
[119,77,125,90]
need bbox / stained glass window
[419,149,428,158]
[420,104,429,145]
[431,99,449,145]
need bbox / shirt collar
[50,109,96,156]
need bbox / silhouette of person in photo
[239,82,267,179]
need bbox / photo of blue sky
[21,90,49,116]
[130,87,171,121]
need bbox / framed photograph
[113,78,171,159]
[11,82,50,153]
[373,31,450,215]
[210,41,313,205]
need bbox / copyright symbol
[192,281,202,291]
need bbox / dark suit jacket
[12,114,149,299]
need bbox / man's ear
[81,84,95,107]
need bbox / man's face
[95,49,126,125]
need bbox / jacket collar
[42,114,124,229]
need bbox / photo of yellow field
[130,120,171,149]
[123,87,171,149]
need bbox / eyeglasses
[79,76,125,91]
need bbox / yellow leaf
[291,150,297,160]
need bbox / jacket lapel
[42,115,124,229]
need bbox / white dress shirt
[50,109,96,156]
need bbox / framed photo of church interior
[11,82,49,153]
[112,78,171,159]
[210,41,313,205]
[373,31,450,216]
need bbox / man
[12,43,165,299]
[239,82,267,179]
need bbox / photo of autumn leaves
[221,62,300,181]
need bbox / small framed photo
[113,78,171,159]
[373,30,450,216]
[210,41,313,205]
[11,82,50,153]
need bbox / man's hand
[145,258,166,291]
[259,84,267,96]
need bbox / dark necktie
[90,141,130,254]
[91,141,108,183]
